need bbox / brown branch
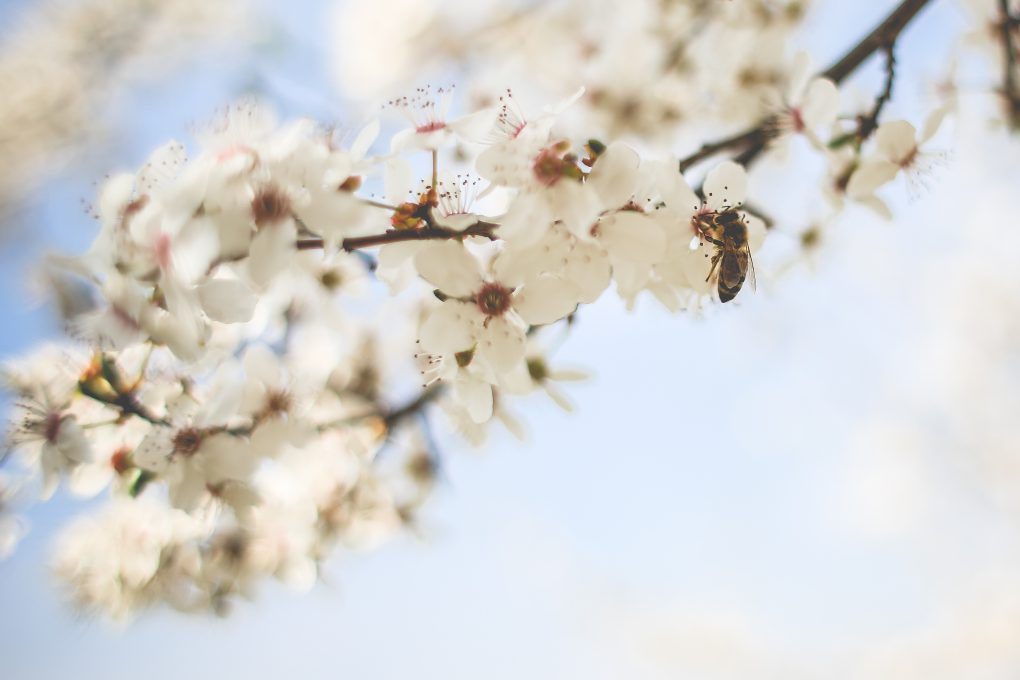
[821,0,933,84]
[678,0,935,173]
[999,0,1020,128]
[296,220,499,253]
[383,384,444,430]
[677,128,762,173]
[857,44,897,142]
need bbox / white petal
[744,214,767,253]
[378,241,421,269]
[419,301,477,354]
[138,140,186,192]
[455,375,493,424]
[599,212,667,265]
[475,141,531,187]
[513,276,578,325]
[390,127,447,152]
[448,107,500,142]
[587,142,640,208]
[201,433,256,483]
[134,430,174,473]
[859,195,893,220]
[322,153,354,189]
[921,106,949,143]
[384,157,414,205]
[98,173,135,229]
[478,316,526,371]
[544,383,574,412]
[197,278,256,323]
[242,343,283,387]
[497,192,553,247]
[56,418,91,463]
[547,368,589,382]
[349,119,379,160]
[39,445,60,500]
[68,464,112,498]
[248,221,297,288]
[414,241,483,296]
[548,87,586,115]
[168,463,208,512]
[658,166,700,216]
[801,78,840,129]
[201,361,245,427]
[678,244,716,295]
[787,51,813,104]
[564,241,611,304]
[846,159,899,199]
[876,120,917,164]
[550,181,601,240]
[172,218,220,286]
[703,161,747,210]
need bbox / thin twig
[296,220,499,253]
[383,384,445,430]
[857,43,897,141]
[677,0,936,173]
[677,129,761,173]
[999,0,1020,127]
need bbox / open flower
[388,85,497,151]
[772,52,840,147]
[134,363,256,516]
[415,241,578,383]
[848,107,950,201]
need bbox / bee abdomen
[718,279,744,303]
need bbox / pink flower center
[416,121,447,134]
[172,427,204,457]
[532,147,565,187]
[476,283,513,317]
[44,412,62,444]
[790,107,805,133]
[215,144,255,164]
[154,233,172,271]
[251,185,292,227]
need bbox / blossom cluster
[0,0,969,619]
[0,0,248,217]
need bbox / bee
[696,207,756,303]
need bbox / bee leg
[705,251,722,282]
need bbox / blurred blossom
[0,0,252,220]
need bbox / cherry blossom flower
[0,473,25,560]
[53,497,207,618]
[388,85,498,152]
[771,52,840,147]
[848,108,950,201]
[415,241,578,418]
[133,363,256,515]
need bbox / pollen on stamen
[387,84,455,135]
[493,88,528,141]
[414,346,446,387]
[436,175,481,223]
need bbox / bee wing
[744,243,757,291]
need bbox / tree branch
[383,384,445,430]
[677,0,935,172]
[677,128,762,173]
[857,44,897,142]
[296,221,499,253]
[999,0,1020,128]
